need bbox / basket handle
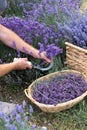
[24,89,30,98]
[82,71,87,79]
[84,91,87,96]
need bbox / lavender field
[0,0,87,130]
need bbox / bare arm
[0,62,17,77]
[0,24,39,57]
[0,58,32,77]
[0,24,51,62]
[0,24,51,77]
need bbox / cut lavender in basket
[33,73,87,105]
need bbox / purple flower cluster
[38,43,63,59]
[1,0,82,50]
[1,16,61,48]
[58,11,87,48]
[22,0,82,22]
[45,44,63,59]
[0,101,34,130]
[0,0,83,86]
[18,0,82,49]
[33,73,87,105]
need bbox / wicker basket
[24,70,87,113]
[65,42,87,77]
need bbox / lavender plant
[2,0,82,48]
[33,73,87,105]
[1,16,61,47]
[18,0,82,49]
[58,11,87,48]
[0,15,63,71]
[22,0,82,23]
[2,0,41,16]
[38,43,63,59]
[0,100,38,130]
[0,0,83,87]
[1,0,82,50]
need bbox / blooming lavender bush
[18,0,82,49]
[1,16,61,47]
[58,11,87,48]
[0,15,63,70]
[1,0,82,54]
[0,0,83,87]
[33,73,87,105]
[22,0,82,23]
[0,100,36,130]
[38,43,63,59]
[0,15,63,63]
[2,0,41,16]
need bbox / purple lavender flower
[15,104,24,113]
[17,50,21,58]
[9,124,17,130]
[0,59,3,64]
[1,16,63,53]
[22,100,26,108]
[46,44,63,59]
[0,16,2,23]
[38,43,62,59]
[32,124,37,129]
[0,100,32,129]
[16,113,21,122]
[29,105,34,113]
[38,42,45,53]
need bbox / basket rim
[65,42,87,53]
[24,69,87,108]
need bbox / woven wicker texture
[65,42,87,77]
[24,70,87,113]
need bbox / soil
[0,84,29,104]
[0,68,40,104]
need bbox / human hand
[13,58,32,70]
[38,51,52,63]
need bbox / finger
[41,52,52,63]
[27,65,32,69]
[26,61,32,69]
[22,58,28,61]
[27,61,32,66]
[43,56,52,63]
[46,59,51,63]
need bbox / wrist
[10,62,17,70]
[30,48,39,58]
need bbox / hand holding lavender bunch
[38,43,63,59]
[46,44,63,59]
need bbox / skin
[0,24,51,77]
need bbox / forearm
[0,24,39,58]
[0,63,16,77]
